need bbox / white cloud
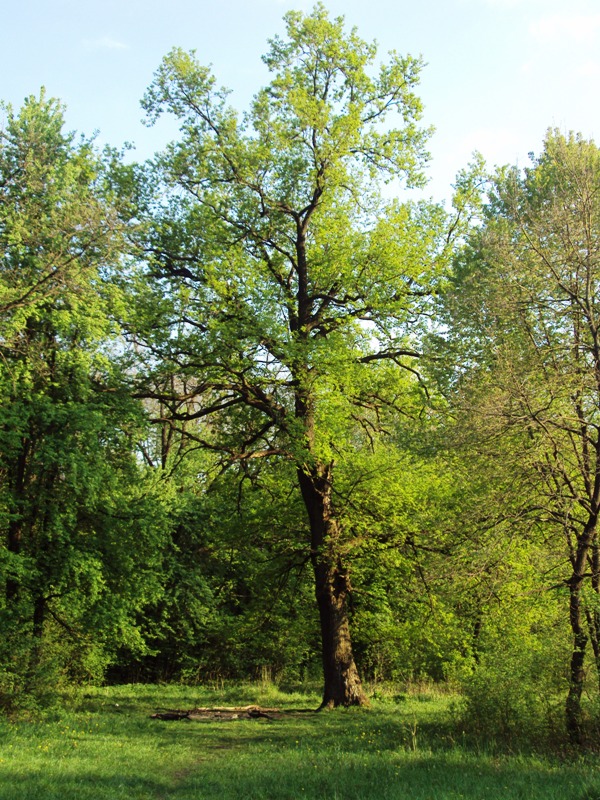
[530,13,600,43]
[82,36,128,51]
[521,59,534,75]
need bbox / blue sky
[1,0,599,201]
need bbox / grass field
[0,683,598,799]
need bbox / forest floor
[0,682,598,799]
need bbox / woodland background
[2,4,600,747]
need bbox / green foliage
[456,588,569,746]
[136,3,447,456]
[4,13,600,752]
[0,91,172,708]
[112,457,321,683]
[439,130,600,742]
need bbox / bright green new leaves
[258,4,429,188]
[136,6,451,705]
[0,92,120,342]
[443,130,600,742]
[138,2,447,456]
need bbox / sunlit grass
[0,683,598,799]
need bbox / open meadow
[0,684,598,800]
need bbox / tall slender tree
[444,131,600,743]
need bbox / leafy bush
[455,603,569,748]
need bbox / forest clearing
[1,683,599,800]
[3,3,600,766]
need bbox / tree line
[1,4,599,745]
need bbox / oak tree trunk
[312,557,368,708]
[297,465,369,709]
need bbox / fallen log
[151,705,281,721]
[151,711,191,721]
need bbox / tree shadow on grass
[161,742,600,800]
[0,772,169,800]
[4,750,597,800]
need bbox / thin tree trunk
[565,517,598,744]
[6,519,23,602]
[297,464,369,709]
[585,606,600,690]
[566,578,587,745]
[472,608,483,665]
[25,594,46,689]
[6,443,30,602]
[586,536,600,691]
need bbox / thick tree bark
[312,557,368,708]
[297,464,369,709]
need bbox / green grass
[0,683,598,799]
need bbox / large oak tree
[137,5,448,707]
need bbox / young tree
[137,4,448,706]
[445,131,600,743]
